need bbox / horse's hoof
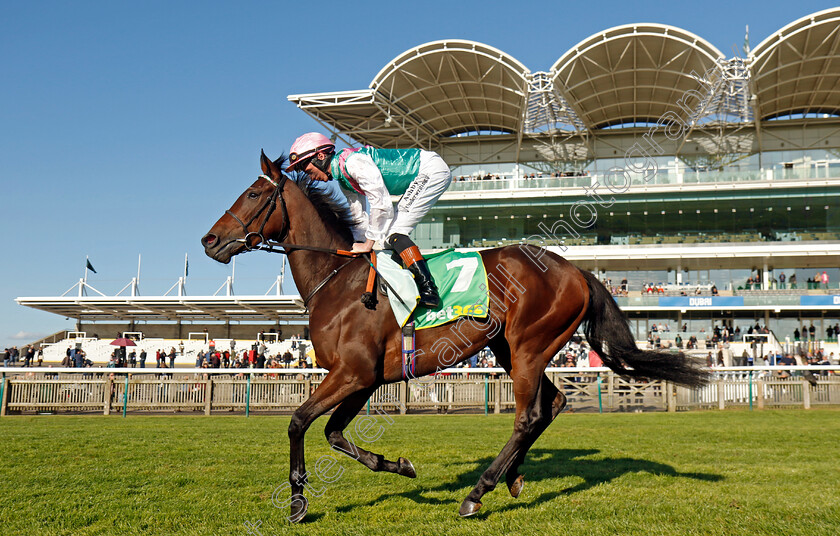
[458,499,482,517]
[507,473,525,498]
[289,502,308,523]
[552,392,568,418]
[398,457,416,478]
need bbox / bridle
[225,174,289,251]
[224,172,367,306]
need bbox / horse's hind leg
[505,375,566,498]
[488,339,565,499]
[324,386,416,478]
[459,364,549,517]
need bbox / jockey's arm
[301,175,368,241]
[344,153,394,245]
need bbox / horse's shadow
[334,448,722,517]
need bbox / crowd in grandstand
[1,345,42,367]
[742,270,830,290]
[452,170,588,181]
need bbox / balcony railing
[447,167,833,193]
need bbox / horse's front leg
[324,386,416,478]
[287,370,368,522]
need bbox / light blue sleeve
[290,171,367,241]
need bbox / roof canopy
[551,24,723,130]
[371,40,530,139]
[751,8,840,120]
[15,295,307,322]
[288,10,840,161]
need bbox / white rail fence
[1,367,838,416]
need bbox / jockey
[286,132,452,308]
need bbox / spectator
[778,272,786,289]
[809,323,816,341]
[169,347,177,369]
[73,348,85,368]
[139,349,147,368]
[789,273,797,289]
[2,349,9,367]
[711,285,718,296]
[794,328,800,341]
[129,350,137,368]
[821,271,829,289]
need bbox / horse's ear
[260,149,278,177]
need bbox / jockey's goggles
[286,145,335,172]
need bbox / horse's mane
[273,155,355,245]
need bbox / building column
[763,261,770,290]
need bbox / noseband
[226,174,290,250]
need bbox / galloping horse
[202,152,708,521]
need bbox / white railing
[1,367,837,416]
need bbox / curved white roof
[551,24,724,129]
[370,40,531,138]
[288,12,840,160]
[750,8,840,120]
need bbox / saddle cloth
[376,249,489,329]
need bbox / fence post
[204,379,213,416]
[122,375,129,418]
[756,380,765,410]
[246,374,252,418]
[666,381,675,413]
[399,381,407,415]
[748,371,753,411]
[304,377,311,402]
[0,374,7,417]
[104,376,112,415]
[597,374,603,414]
[607,372,615,411]
[802,380,811,410]
[494,377,501,414]
[717,380,725,410]
[484,376,488,415]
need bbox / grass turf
[1,410,839,535]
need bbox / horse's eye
[248,192,260,199]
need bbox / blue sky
[0,0,835,349]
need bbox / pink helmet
[286,132,335,171]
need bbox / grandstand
[13,9,840,364]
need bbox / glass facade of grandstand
[417,148,840,251]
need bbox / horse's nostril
[202,233,217,247]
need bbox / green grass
[1,411,839,535]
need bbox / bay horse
[202,151,708,521]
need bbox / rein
[228,173,366,306]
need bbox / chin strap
[310,152,333,177]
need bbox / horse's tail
[579,269,709,388]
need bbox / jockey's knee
[386,233,414,252]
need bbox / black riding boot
[408,259,440,308]
[387,233,441,308]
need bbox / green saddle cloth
[414,249,489,330]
